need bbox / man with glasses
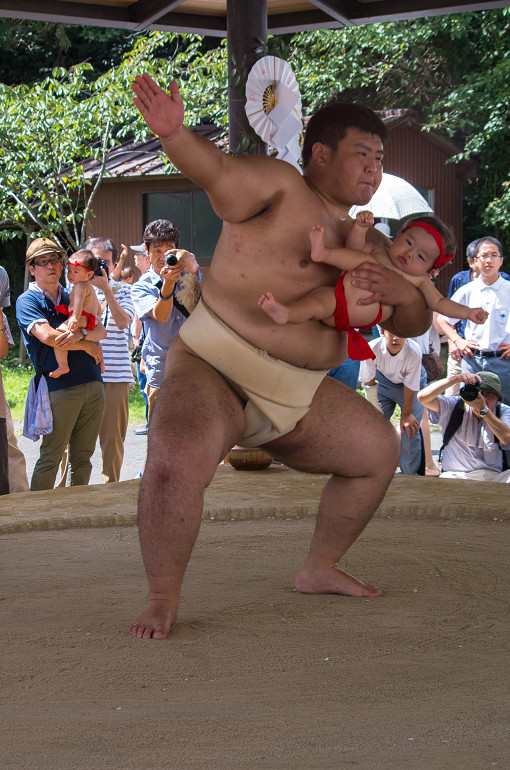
[438,237,510,404]
[418,371,510,481]
[16,238,106,490]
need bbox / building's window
[145,190,222,264]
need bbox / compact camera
[459,382,480,402]
[94,258,109,277]
[165,253,178,266]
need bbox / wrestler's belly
[202,286,348,370]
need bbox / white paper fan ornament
[245,56,302,170]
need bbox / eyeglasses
[33,256,63,267]
[476,252,502,261]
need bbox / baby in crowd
[259,212,488,361]
[51,249,102,377]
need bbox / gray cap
[478,371,503,400]
[130,242,145,253]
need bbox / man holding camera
[418,371,510,482]
[130,219,201,421]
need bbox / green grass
[1,356,147,425]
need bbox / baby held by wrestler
[259,213,488,362]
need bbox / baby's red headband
[403,221,454,271]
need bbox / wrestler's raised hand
[132,74,184,141]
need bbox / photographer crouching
[418,371,510,482]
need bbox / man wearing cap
[418,370,510,481]
[438,236,510,404]
[16,238,106,490]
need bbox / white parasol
[245,56,302,170]
[350,173,433,220]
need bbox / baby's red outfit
[54,305,97,330]
[333,272,382,361]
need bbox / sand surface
[1,466,508,769]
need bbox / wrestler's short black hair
[71,249,99,272]
[302,99,388,168]
[143,219,180,250]
[83,237,117,263]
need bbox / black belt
[474,349,503,358]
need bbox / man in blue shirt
[16,238,106,490]
[131,220,202,421]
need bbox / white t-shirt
[360,337,422,391]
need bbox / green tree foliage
[0,20,137,84]
[0,33,228,253]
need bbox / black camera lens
[93,258,109,277]
[459,383,480,402]
[165,254,178,266]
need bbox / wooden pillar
[227,0,267,155]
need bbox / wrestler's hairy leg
[263,376,399,597]
[128,342,246,640]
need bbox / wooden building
[84,110,473,295]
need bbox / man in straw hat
[418,370,510,481]
[16,237,106,489]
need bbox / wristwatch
[479,406,489,417]
[81,328,88,339]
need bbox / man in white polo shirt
[438,236,510,404]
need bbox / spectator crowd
[1,227,509,493]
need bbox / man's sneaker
[134,425,148,435]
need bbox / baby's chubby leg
[259,287,336,326]
[258,292,289,325]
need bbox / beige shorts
[179,299,329,447]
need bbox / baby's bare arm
[318,244,385,272]
[69,282,87,318]
[345,211,375,253]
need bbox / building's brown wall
[86,176,198,271]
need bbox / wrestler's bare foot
[49,365,70,378]
[295,565,382,598]
[128,594,178,640]
[258,292,289,325]
[309,224,326,262]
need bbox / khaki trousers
[31,380,105,491]
[98,381,130,483]
[0,368,29,493]
[147,385,159,423]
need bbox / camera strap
[155,279,190,318]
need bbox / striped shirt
[95,280,134,384]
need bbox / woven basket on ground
[227,448,272,470]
